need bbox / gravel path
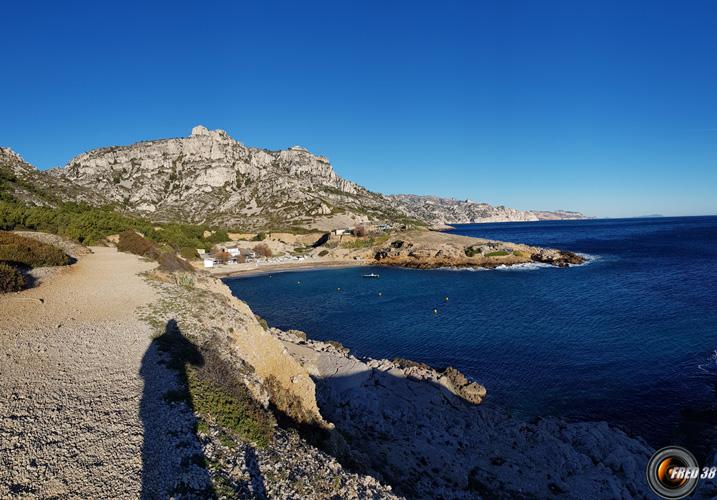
[0,247,207,498]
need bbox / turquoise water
[225,217,717,455]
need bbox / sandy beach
[206,258,368,278]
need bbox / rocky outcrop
[369,230,585,269]
[276,328,653,498]
[531,247,585,267]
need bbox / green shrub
[0,232,71,267]
[176,273,195,288]
[0,199,229,250]
[188,366,274,448]
[485,250,510,257]
[156,323,274,448]
[180,247,199,260]
[0,200,155,244]
[340,234,389,250]
[255,315,269,331]
[0,262,25,293]
[318,249,329,257]
[253,232,267,241]
[464,246,482,257]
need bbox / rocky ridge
[0,147,104,207]
[2,128,586,230]
[44,126,398,230]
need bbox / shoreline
[209,259,368,279]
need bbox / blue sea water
[225,217,717,452]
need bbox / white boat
[362,273,380,278]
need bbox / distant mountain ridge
[1,127,587,230]
[387,194,586,226]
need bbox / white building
[203,258,215,268]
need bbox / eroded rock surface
[276,331,655,499]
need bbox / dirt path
[0,247,205,498]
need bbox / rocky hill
[0,147,103,207]
[46,126,404,230]
[3,128,586,230]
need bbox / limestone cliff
[47,126,397,230]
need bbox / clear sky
[1,1,715,217]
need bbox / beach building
[203,257,215,268]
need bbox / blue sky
[1,1,715,217]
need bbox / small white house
[203,258,216,268]
[333,228,352,236]
[227,248,241,257]
[196,248,206,255]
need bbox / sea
[225,216,717,456]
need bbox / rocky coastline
[140,260,655,498]
[367,230,586,270]
[2,233,658,498]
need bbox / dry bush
[0,232,71,267]
[157,251,195,273]
[118,230,194,273]
[213,250,231,264]
[117,230,158,258]
[253,243,272,258]
[0,262,25,293]
[353,225,368,237]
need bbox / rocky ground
[276,331,655,499]
[0,248,164,497]
[0,244,395,498]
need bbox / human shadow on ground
[139,320,215,499]
[244,447,267,497]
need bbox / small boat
[362,273,380,279]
